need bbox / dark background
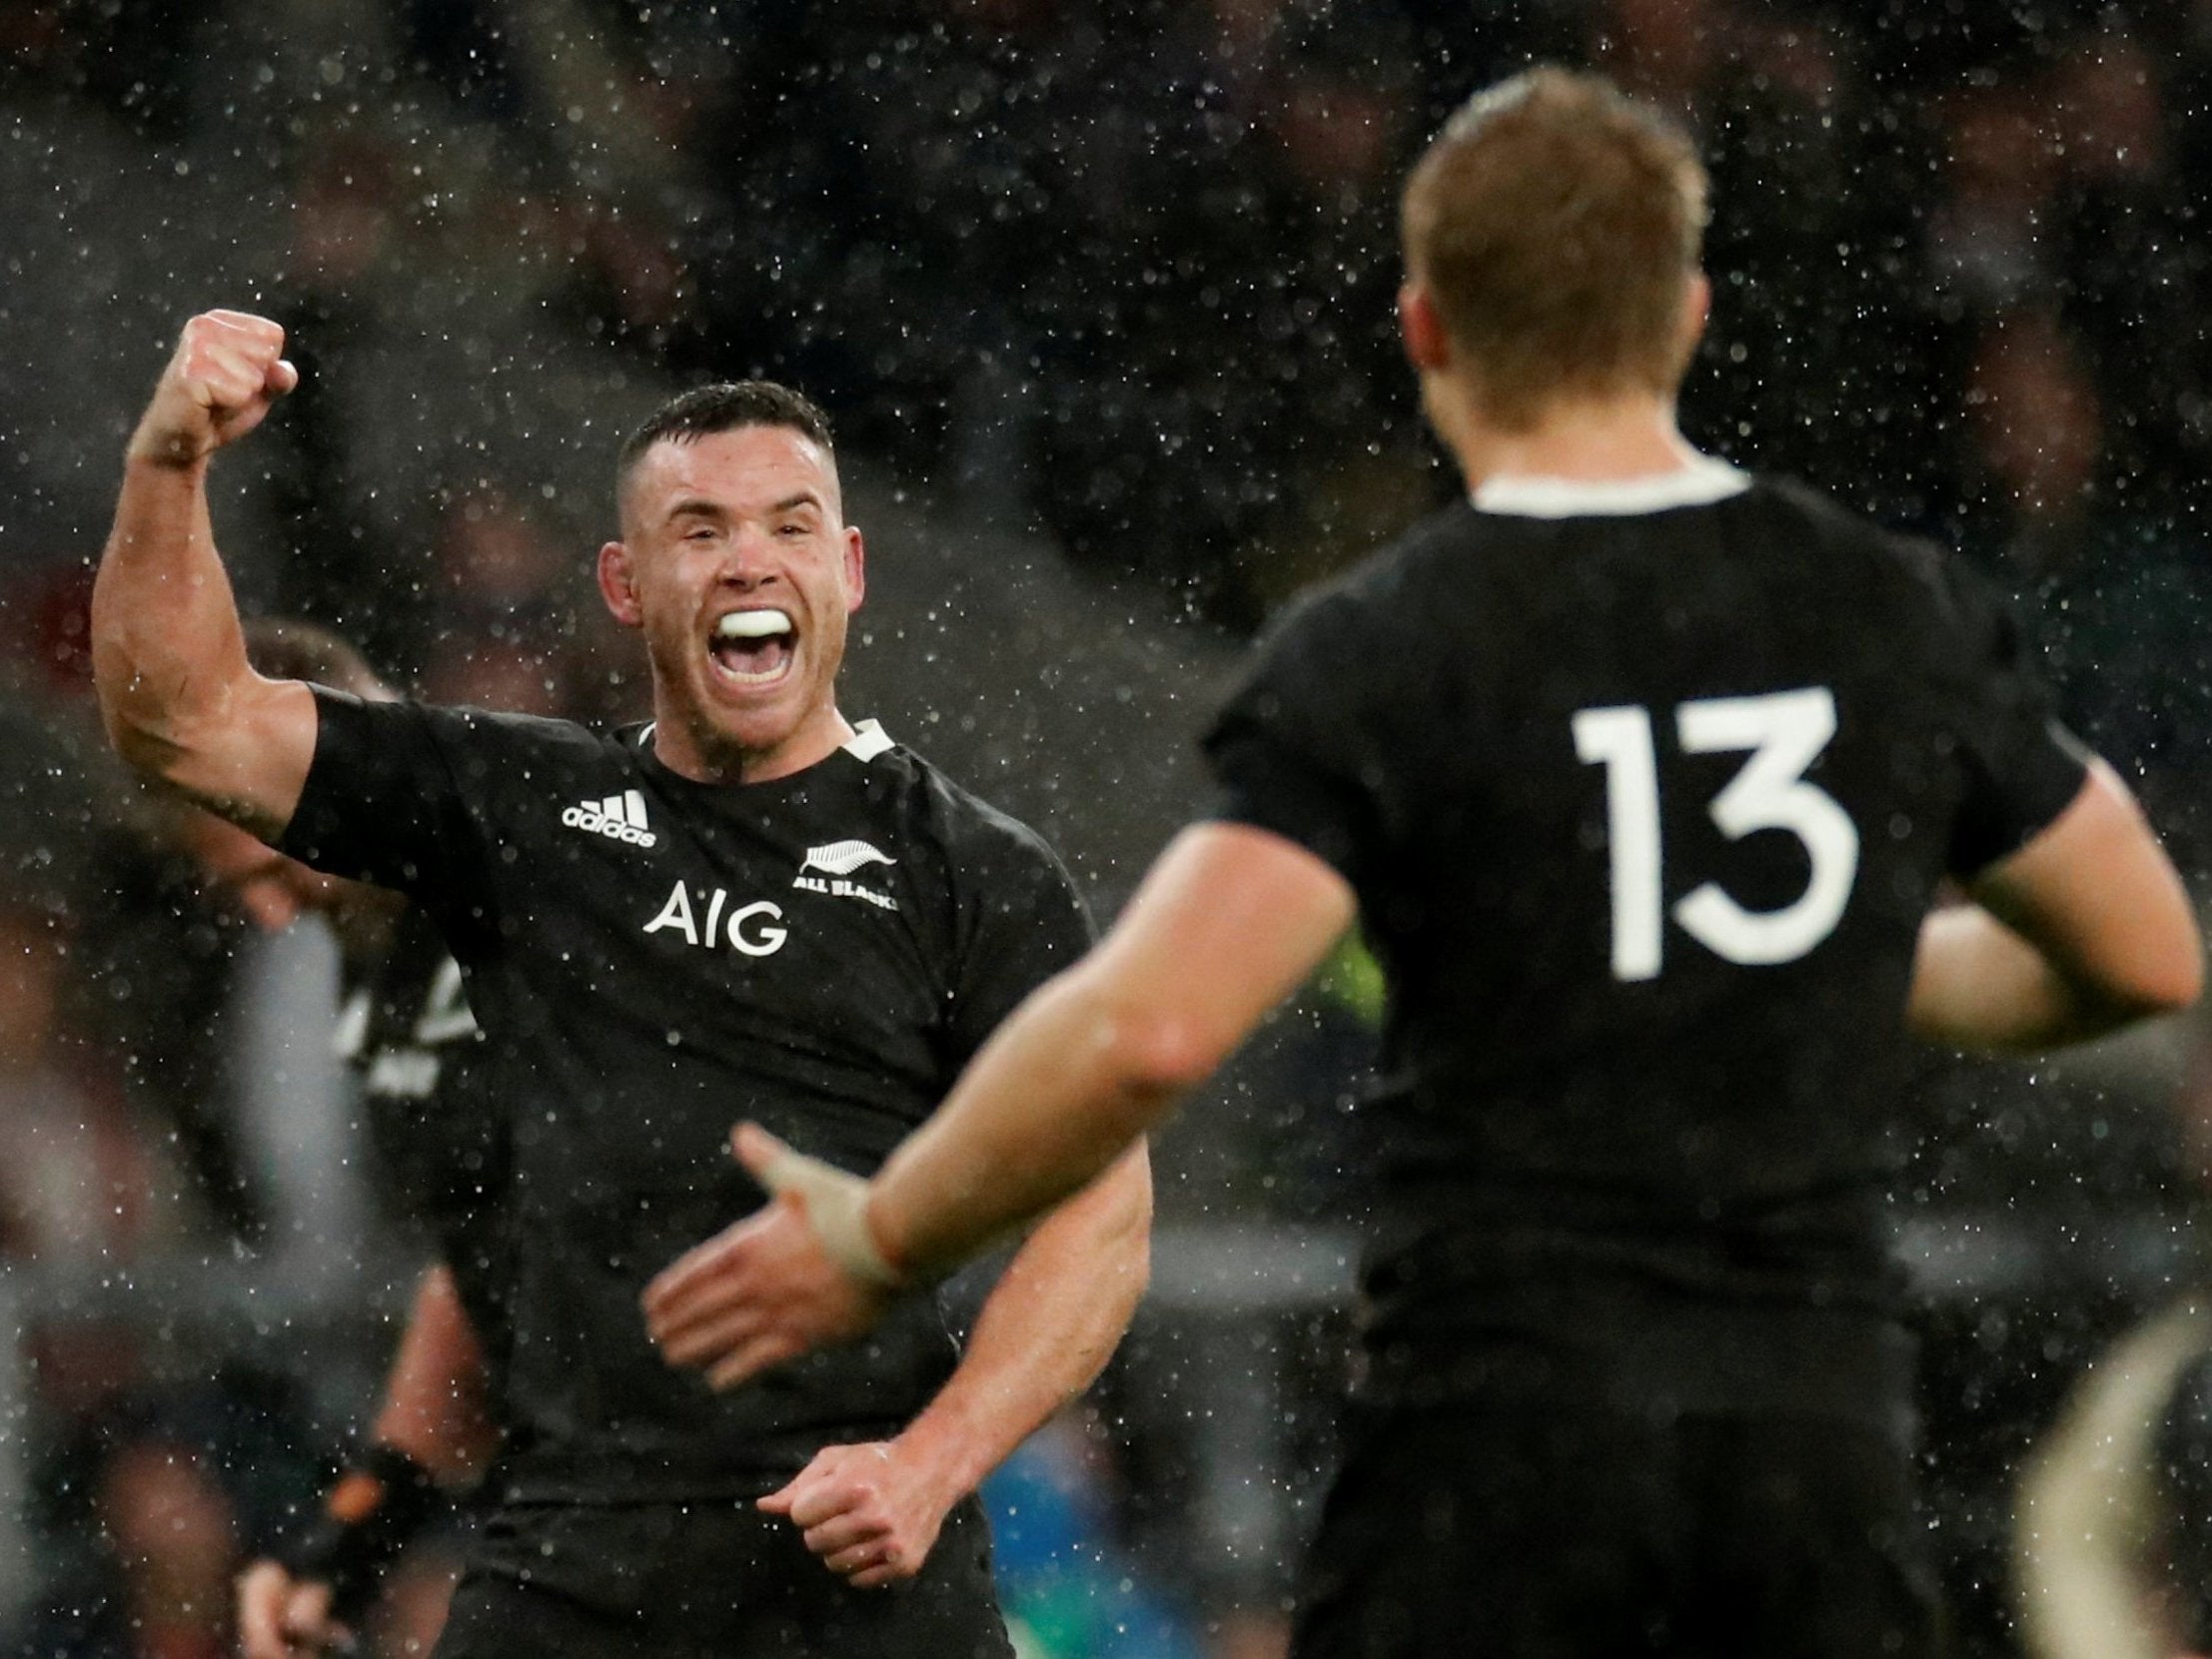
[1,3,2209,1656]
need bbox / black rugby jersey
[1205,462,2088,1429]
[281,694,1091,1499]
[337,906,512,1399]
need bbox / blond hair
[1401,67,1708,429]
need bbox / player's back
[1207,461,2083,1422]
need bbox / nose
[716,527,781,589]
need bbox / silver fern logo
[793,840,900,913]
[800,840,896,877]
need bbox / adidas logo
[562,789,658,849]
[800,840,895,876]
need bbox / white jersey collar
[634,718,894,765]
[841,719,895,762]
[1472,456,1749,519]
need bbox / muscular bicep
[147,674,320,843]
[1966,759,2201,1015]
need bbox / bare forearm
[871,825,1355,1281]
[870,972,1185,1282]
[369,1266,500,1484]
[1908,906,2159,1054]
[894,1148,1150,1496]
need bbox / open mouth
[708,608,795,687]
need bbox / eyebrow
[662,491,826,524]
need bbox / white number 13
[1572,688,1859,982]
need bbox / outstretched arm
[641,822,1353,1387]
[747,1146,1150,1587]
[867,823,1352,1278]
[1909,761,2201,1053]
[93,309,317,837]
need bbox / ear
[597,539,643,629]
[1399,281,1452,374]
[841,525,866,615]
[1679,272,1711,359]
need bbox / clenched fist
[757,1438,961,1589]
[128,310,298,468]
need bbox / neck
[650,698,857,785]
[1426,379,1698,494]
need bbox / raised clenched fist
[128,310,299,468]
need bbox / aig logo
[642,881,786,957]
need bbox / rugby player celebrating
[93,313,1150,1658]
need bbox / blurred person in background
[0,899,201,1479]
[2044,26,2204,513]
[0,611,282,1251]
[416,489,583,718]
[0,902,195,1273]
[91,313,1151,1659]
[144,615,502,1659]
[1924,75,2064,317]
[8,1378,319,1659]
[1956,305,2212,881]
[22,1421,241,1659]
[653,66,2203,1659]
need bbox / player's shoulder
[1743,472,1994,631]
[1221,501,1502,744]
[870,738,1075,891]
[374,693,626,759]
[1342,495,1488,594]
[1745,471,1919,557]
[472,703,636,757]
[1259,499,1483,654]
[388,697,657,806]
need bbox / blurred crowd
[0,1,2210,1655]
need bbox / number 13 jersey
[1204,460,2088,1429]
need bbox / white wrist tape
[754,1143,908,1289]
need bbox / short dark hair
[614,381,834,500]
[241,617,388,699]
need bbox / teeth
[714,609,793,641]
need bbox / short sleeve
[278,687,485,907]
[944,819,1094,1068]
[1940,564,2092,877]
[1201,593,1386,889]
